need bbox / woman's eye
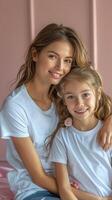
[48,54,57,59]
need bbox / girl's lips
[75,108,88,114]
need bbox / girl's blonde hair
[47,66,112,150]
[14,23,90,99]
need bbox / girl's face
[63,79,98,129]
[32,40,74,86]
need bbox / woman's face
[32,40,74,86]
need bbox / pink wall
[33,0,91,54]
[0,0,31,106]
[96,0,112,96]
[0,0,31,160]
[0,0,112,160]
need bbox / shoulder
[4,85,27,106]
[1,85,29,109]
[55,127,71,142]
[0,86,30,138]
[0,85,28,119]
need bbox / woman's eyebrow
[47,50,73,58]
[47,50,58,55]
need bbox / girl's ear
[57,91,66,105]
[63,98,67,106]
[32,48,38,62]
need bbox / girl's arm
[55,163,78,200]
[55,163,111,200]
[104,197,112,200]
[11,136,58,194]
[71,188,111,200]
[98,115,112,150]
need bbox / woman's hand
[97,115,112,150]
[70,180,79,189]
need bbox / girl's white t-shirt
[0,85,58,200]
[49,121,112,197]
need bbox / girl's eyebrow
[81,89,91,93]
[47,50,73,58]
[64,89,91,95]
[64,92,73,95]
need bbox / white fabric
[49,121,112,197]
[0,85,58,200]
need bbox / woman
[0,23,112,200]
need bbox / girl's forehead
[62,79,93,92]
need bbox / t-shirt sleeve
[49,129,67,164]
[0,99,29,139]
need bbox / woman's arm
[97,115,112,150]
[11,137,58,194]
[55,163,78,200]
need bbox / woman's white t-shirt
[0,85,58,200]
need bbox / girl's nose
[76,98,84,107]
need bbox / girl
[49,66,112,200]
[0,23,112,200]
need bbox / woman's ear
[32,48,38,62]
[57,91,62,98]
[97,87,102,101]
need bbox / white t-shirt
[49,121,112,197]
[0,85,58,200]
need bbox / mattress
[0,162,14,200]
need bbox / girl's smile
[63,79,98,130]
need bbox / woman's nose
[56,59,63,70]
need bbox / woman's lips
[49,71,62,79]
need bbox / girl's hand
[97,115,112,150]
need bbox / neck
[26,78,50,100]
[73,116,98,131]
[26,78,52,110]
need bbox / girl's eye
[68,95,74,99]
[65,95,75,100]
[64,59,72,65]
[83,93,91,98]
